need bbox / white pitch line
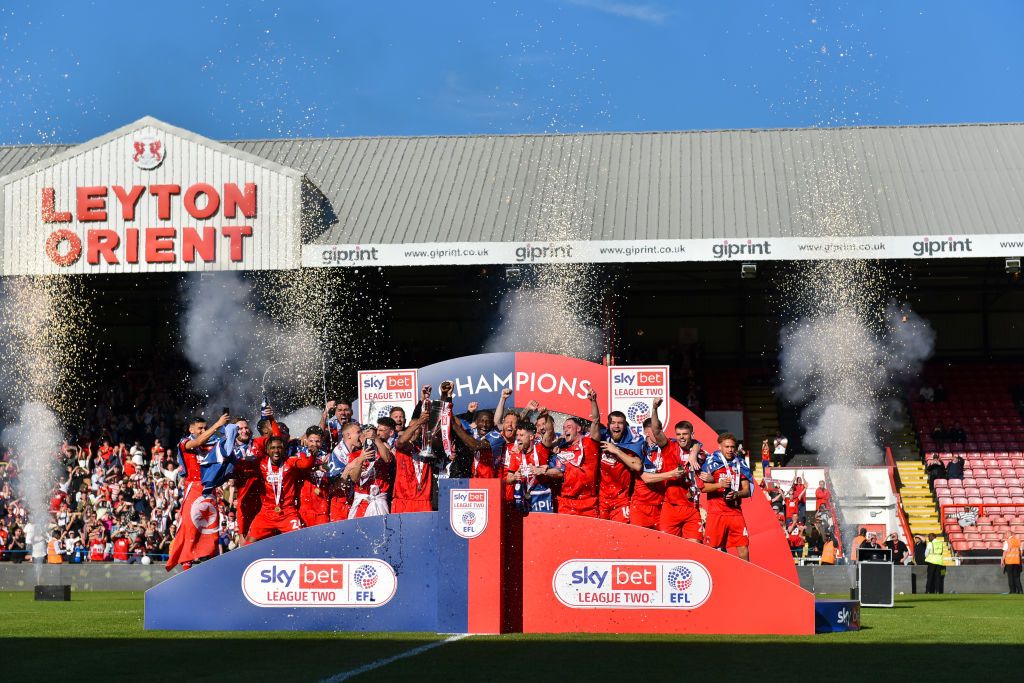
[319,634,469,683]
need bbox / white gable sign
[0,117,304,275]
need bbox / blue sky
[0,0,1020,144]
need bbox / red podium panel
[520,515,815,635]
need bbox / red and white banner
[607,365,670,437]
[357,368,419,424]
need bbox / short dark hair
[642,417,653,428]
[675,420,694,432]
[474,409,494,420]
[187,416,206,428]
[717,432,737,444]
[256,418,271,433]
[608,410,627,422]
[565,416,584,428]
[266,436,286,449]
[377,416,397,430]
[305,426,324,437]
[517,421,537,434]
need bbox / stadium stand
[910,363,1024,558]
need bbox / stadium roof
[2,122,1024,267]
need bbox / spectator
[814,480,830,509]
[925,454,946,487]
[925,533,946,594]
[820,535,838,565]
[913,534,927,565]
[851,527,867,562]
[768,481,784,514]
[949,422,967,445]
[806,525,824,558]
[859,532,882,553]
[886,532,909,565]
[784,491,799,523]
[8,527,26,563]
[787,519,806,558]
[772,431,789,467]
[791,477,807,523]
[946,454,965,480]
[760,438,771,476]
[1002,532,1022,594]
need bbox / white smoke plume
[778,302,934,497]
[485,285,604,360]
[278,406,324,436]
[2,402,62,565]
[181,272,321,416]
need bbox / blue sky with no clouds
[0,0,1021,144]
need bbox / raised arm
[494,387,512,426]
[451,413,488,451]
[587,389,602,441]
[319,400,336,432]
[650,397,669,448]
[184,414,229,450]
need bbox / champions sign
[552,559,712,609]
[241,558,397,608]
[357,368,419,423]
[608,365,669,437]
[0,116,305,275]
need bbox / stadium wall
[0,564,1009,594]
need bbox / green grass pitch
[1,592,1022,681]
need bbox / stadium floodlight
[505,266,523,285]
[1006,258,1021,274]
[740,263,757,279]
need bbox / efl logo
[241,558,396,608]
[636,371,664,387]
[386,373,415,390]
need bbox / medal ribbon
[268,460,285,508]
[440,401,454,460]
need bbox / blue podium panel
[145,514,440,631]
[814,599,861,633]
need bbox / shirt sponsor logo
[241,558,397,608]
[911,236,974,257]
[450,488,488,538]
[552,559,712,609]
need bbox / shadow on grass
[6,638,1024,682]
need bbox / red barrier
[520,514,815,635]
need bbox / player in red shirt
[297,426,332,527]
[701,432,753,561]
[503,421,559,512]
[165,413,229,570]
[341,423,394,518]
[629,424,666,529]
[551,391,602,517]
[628,399,704,539]
[591,401,642,523]
[245,435,314,542]
[391,406,435,513]
[235,411,280,540]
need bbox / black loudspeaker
[858,562,894,607]
[34,585,71,601]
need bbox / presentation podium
[146,479,850,635]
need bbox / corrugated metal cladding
[1,122,1024,262]
[0,119,302,275]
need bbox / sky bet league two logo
[241,558,396,608]
[450,489,488,539]
[552,559,712,609]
